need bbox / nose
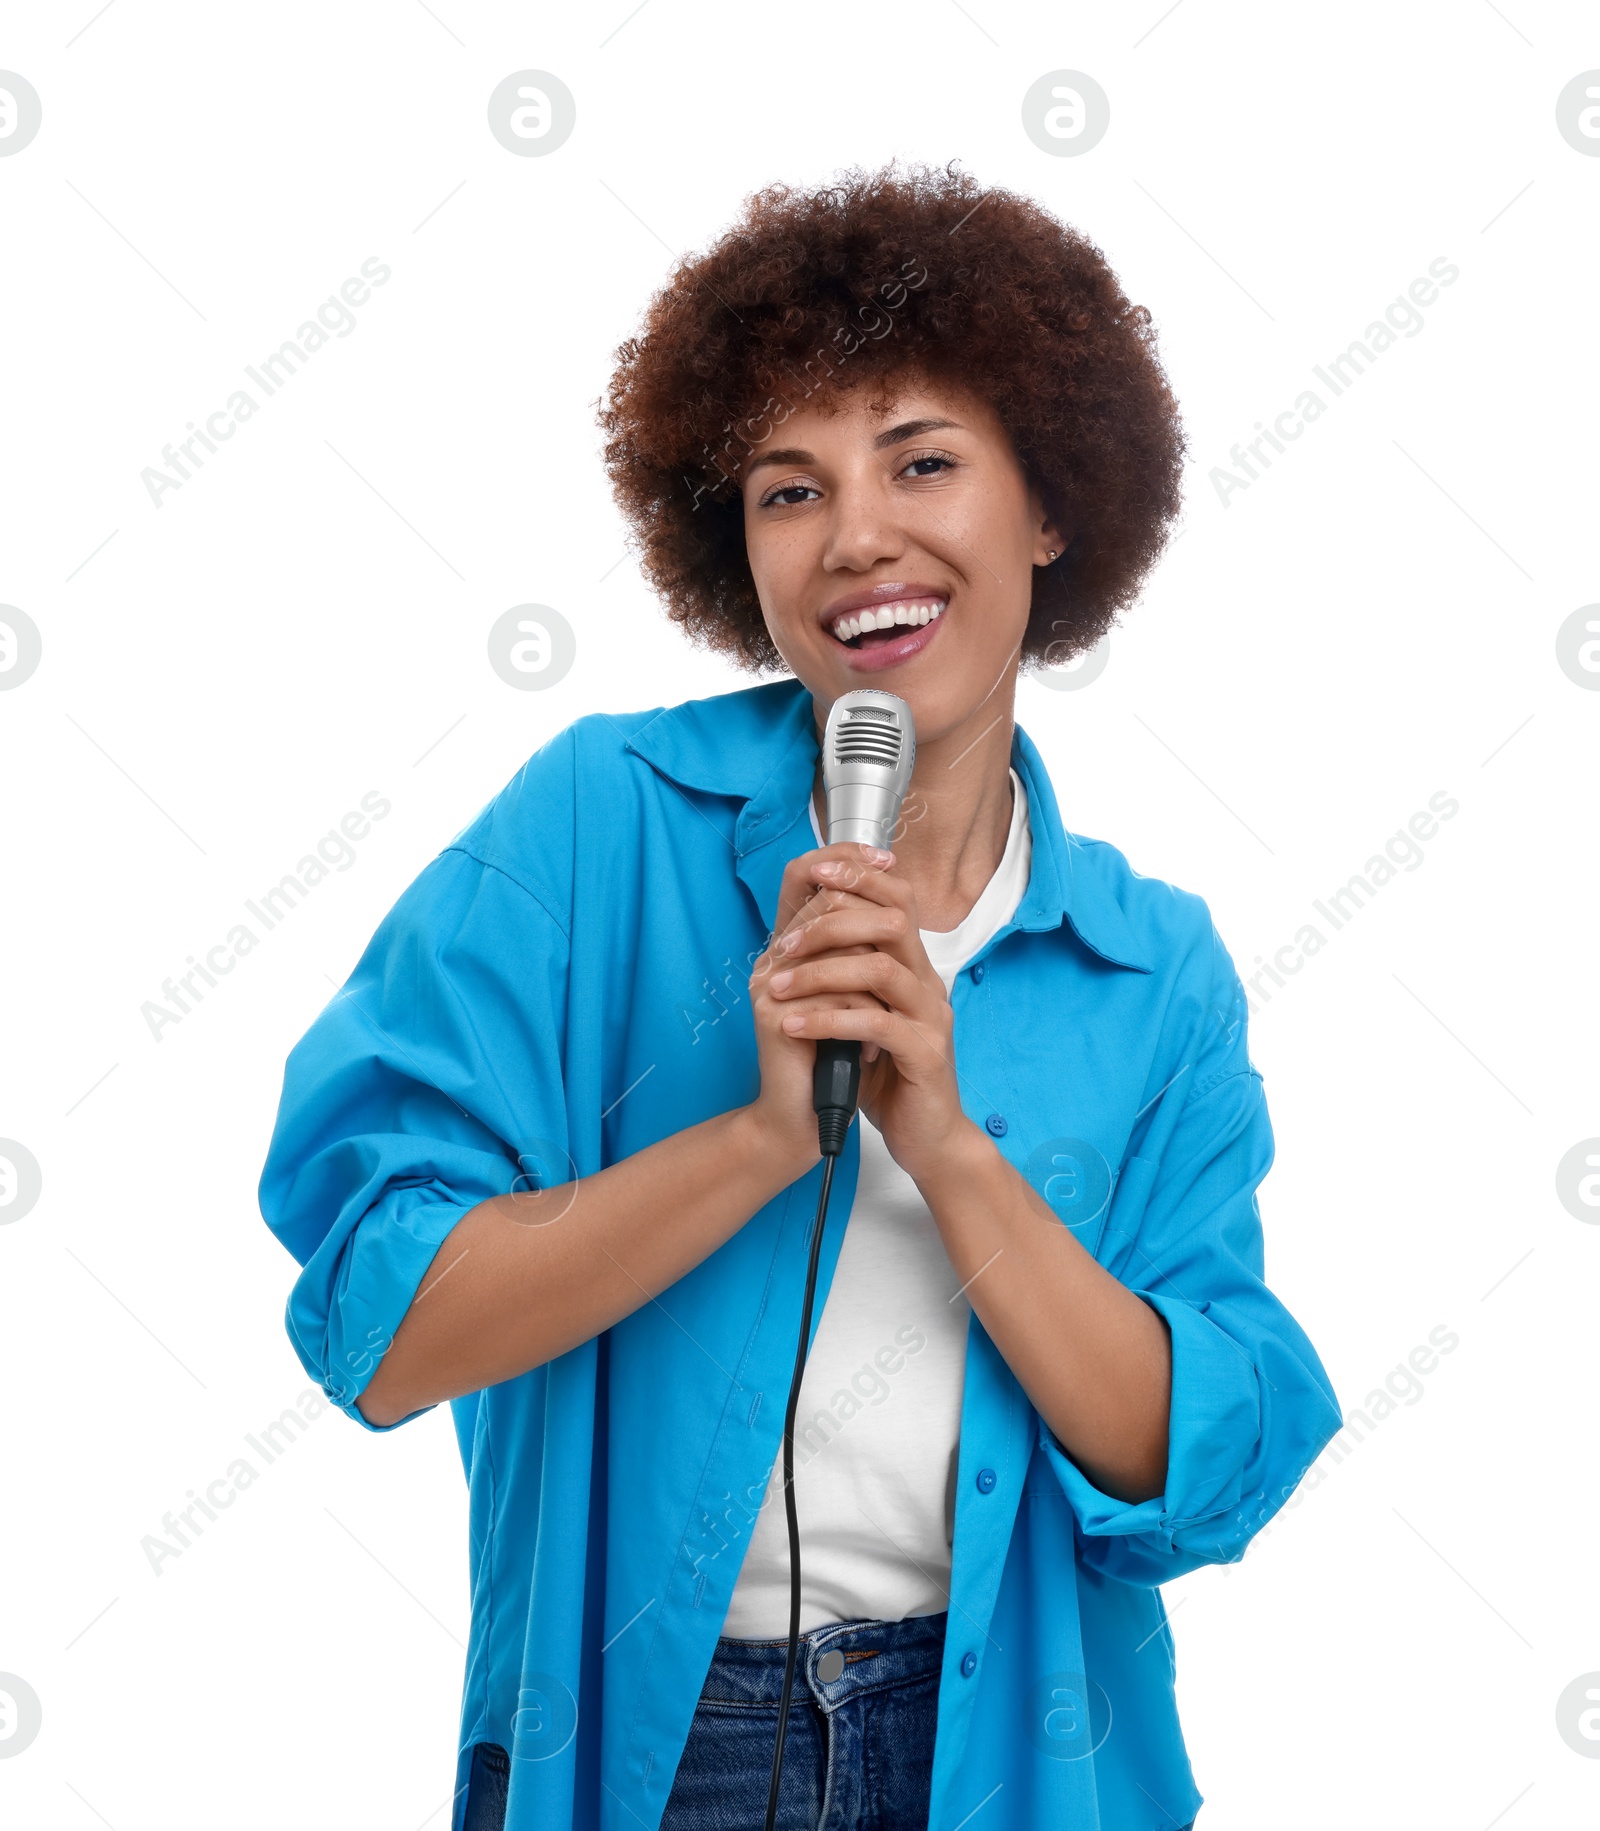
[821,459,907,575]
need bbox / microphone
[764,687,917,1831]
[811,689,916,1158]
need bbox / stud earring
[1046,549,1058,561]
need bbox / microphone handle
[815,747,905,1155]
[812,1038,860,1159]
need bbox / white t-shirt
[721,770,1033,1636]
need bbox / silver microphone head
[821,690,917,848]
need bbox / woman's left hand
[764,849,974,1186]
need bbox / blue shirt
[258,676,1341,1830]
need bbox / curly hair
[599,162,1187,674]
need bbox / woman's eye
[760,483,819,508]
[901,454,954,478]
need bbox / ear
[1031,498,1069,569]
[1019,470,1067,567]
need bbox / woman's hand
[745,840,893,1178]
[747,840,974,1189]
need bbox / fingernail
[778,929,802,953]
[782,1013,806,1032]
[769,969,793,992]
[867,847,894,865]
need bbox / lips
[817,582,952,672]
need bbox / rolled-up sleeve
[257,845,572,1431]
[1044,926,1342,1585]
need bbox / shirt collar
[624,677,1152,973]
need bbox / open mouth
[828,597,946,649]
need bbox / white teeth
[830,598,947,642]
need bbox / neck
[812,694,1018,934]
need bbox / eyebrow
[744,416,965,477]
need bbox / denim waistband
[702,1612,948,1712]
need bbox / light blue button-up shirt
[259,677,1341,1830]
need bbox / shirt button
[970,962,985,984]
[960,1651,978,1678]
[985,1113,1008,1137]
[976,1467,997,1494]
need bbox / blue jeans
[458,1615,1199,1829]
[460,1737,509,1831]
[661,1611,946,1830]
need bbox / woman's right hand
[744,839,897,1178]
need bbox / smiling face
[740,374,1063,747]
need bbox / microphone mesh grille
[835,716,902,765]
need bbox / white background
[2,2,1597,1826]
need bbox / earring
[1046,549,1058,561]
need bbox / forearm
[922,1123,1172,1503]
[358,1104,802,1427]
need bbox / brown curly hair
[599,162,1187,674]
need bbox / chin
[788,627,1021,741]
[859,670,1010,749]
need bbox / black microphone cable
[763,1036,860,1831]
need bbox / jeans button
[816,1649,845,1684]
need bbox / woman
[259,165,1340,1831]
